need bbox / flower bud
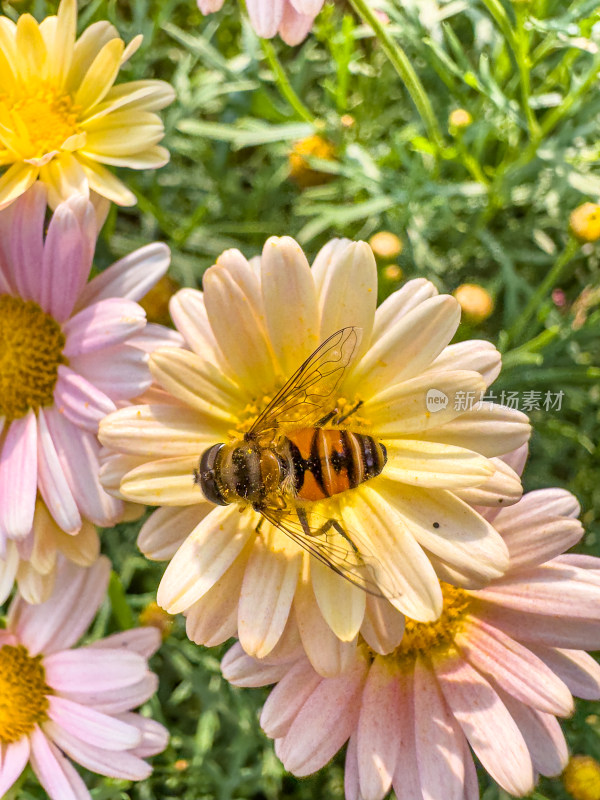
[369,231,403,259]
[453,283,494,323]
[569,203,600,242]
[562,755,600,800]
[289,135,336,188]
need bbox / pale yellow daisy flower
[0,0,174,209]
[99,237,530,676]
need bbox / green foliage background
[3,0,600,797]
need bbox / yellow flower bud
[139,274,180,327]
[453,283,494,324]
[569,203,600,242]
[139,601,174,640]
[563,755,600,800]
[289,135,336,188]
[340,114,355,128]
[369,231,403,259]
[448,109,473,130]
[383,264,403,282]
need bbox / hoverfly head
[196,443,228,506]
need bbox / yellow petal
[39,152,88,209]
[15,14,47,83]
[0,163,38,210]
[74,37,125,112]
[76,153,136,205]
[311,559,366,641]
[120,455,204,506]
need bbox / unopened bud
[570,203,600,242]
[453,283,494,324]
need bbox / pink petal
[44,408,123,526]
[62,298,146,357]
[435,654,535,796]
[345,734,360,800]
[0,738,30,797]
[118,713,168,758]
[528,645,600,700]
[69,343,151,400]
[293,577,357,677]
[9,183,46,303]
[54,365,116,432]
[494,488,583,573]
[62,674,158,715]
[476,602,600,649]
[37,408,81,534]
[129,322,184,353]
[75,243,170,308]
[413,657,467,800]
[456,617,573,716]
[356,657,403,800]
[9,557,110,654]
[45,648,148,693]
[88,627,161,659]
[29,726,90,800]
[221,641,292,688]
[499,690,568,777]
[40,205,86,323]
[261,658,322,738]
[390,666,424,800]
[47,695,142,750]
[44,721,152,780]
[279,5,314,44]
[246,0,284,37]
[0,410,37,539]
[275,653,368,776]
[474,561,600,618]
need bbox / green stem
[506,237,580,344]
[261,39,317,124]
[347,0,444,150]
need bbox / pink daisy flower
[223,483,600,798]
[0,184,181,602]
[0,555,168,799]
[197,0,325,45]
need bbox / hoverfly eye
[198,443,228,506]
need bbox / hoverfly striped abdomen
[283,428,387,502]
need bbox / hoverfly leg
[295,507,358,552]
[336,399,363,424]
[315,408,338,426]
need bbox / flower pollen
[3,84,81,159]
[0,644,51,743]
[396,583,471,660]
[0,295,67,421]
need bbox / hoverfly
[195,327,395,598]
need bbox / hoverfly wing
[259,506,400,601]
[247,327,362,445]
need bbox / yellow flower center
[4,84,81,159]
[396,583,471,660]
[0,645,51,743]
[0,295,67,422]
